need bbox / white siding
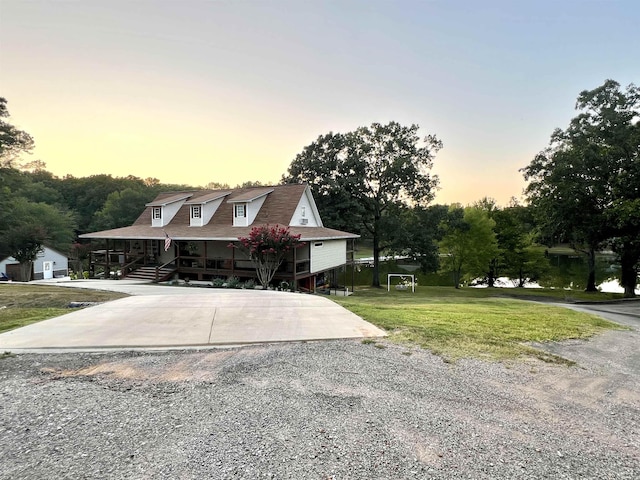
[289,188,321,227]
[33,248,68,275]
[310,239,346,273]
[152,201,185,227]
[247,195,268,225]
[233,203,248,227]
[202,197,225,225]
[0,256,19,272]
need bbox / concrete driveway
[0,280,386,352]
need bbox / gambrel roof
[80,184,359,242]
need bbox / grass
[0,283,627,364]
[333,286,625,362]
[0,284,128,334]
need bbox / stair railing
[122,256,145,278]
[155,257,178,282]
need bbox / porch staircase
[124,265,176,282]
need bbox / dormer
[146,193,192,227]
[289,185,323,227]
[185,191,231,227]
[229,188,274,227]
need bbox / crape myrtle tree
[283,121,441,287]
[522,80,639,296]
[231,224,304,287]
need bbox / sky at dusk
[1,0,638,206]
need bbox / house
[79,184,359,291]
[0,245,69,281]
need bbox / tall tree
[284,121,441,287]
[0,198,76,281]
[0,97,35,167]
[387,203,450,274]
[90,187,157,230]
[58,174,148,233]
[439,206,498,288]
[522,80,639,296]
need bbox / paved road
[0,280,386,352]
[566,301,640,327]
[532,300,640,395]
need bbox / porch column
[106,239,110,279]
[292,246,297,289]
[231,243,235,276]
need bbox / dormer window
[234,204,246,218]
[147,193,192,227]
[229,188,273,227]
[185,191,230,227]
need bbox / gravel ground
[1,337,638,480]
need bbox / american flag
[164,231,172,252]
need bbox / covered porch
[86,238,314,288]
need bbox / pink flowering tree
[231,224,304,287]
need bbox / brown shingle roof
[145,192,193,206]
[81,184,359,241]
[184,191,231,204]
[227,188,274,202]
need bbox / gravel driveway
[1,329,638,479]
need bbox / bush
[243,279,256,289]
[225,276,240,289]
[211,278,225,288]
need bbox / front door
[43,261,54,279]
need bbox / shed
[0,246,69,281]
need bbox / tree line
[1,79,638,295]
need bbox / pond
[347,253,639,294]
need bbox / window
[234,204,246,218]
[191,205,201,219]
[153,207,162,220]
[301,206,306,217]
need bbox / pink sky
[1,0,638,205]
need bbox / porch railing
[121,256,145,278]
[156,257,178,282]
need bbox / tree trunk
[487,259,496,287]
[372,234,381,288]
[20,261,33,282]
[619,247,639,298]
[518,266,525,288]
[585,247,597,292]
[453,268,461,289]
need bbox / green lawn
[333,286,624,362]
[0,284,128,334]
